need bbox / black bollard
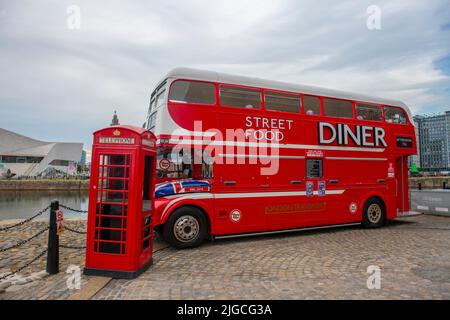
[418,182,422,190]
[444,181,447,190]
[46,200,59,274]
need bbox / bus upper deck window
[148,95,156,115]
[157,89,166,108]
[169,80,215,104]
[264,91,301,113]
[384,106,407,124]
[324,98,353,118]
[219,85,261,109]
[356,103,382,121]
[303,96,321,115]
[148,112,157,131]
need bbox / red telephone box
[84,125,156,279]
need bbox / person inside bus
[182,166,192,179]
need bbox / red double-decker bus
[144,68,417,248]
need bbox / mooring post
[46,200,59,274]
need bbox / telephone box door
[140,151,155,268]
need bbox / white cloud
[0,0,449,146]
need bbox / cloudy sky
[0,0,449,151]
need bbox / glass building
[413,112,450,172]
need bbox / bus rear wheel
[362,198,385,228]
[163,206,207,249]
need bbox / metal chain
[64,225,87,234]
[0,205,50,232]
[60,244,86,249]
[0,227,49,252]
[59,204,88,214]
[0,249,47,282]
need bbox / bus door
[311,155,354,225]
[264,154,343,229]
[262,157,317,230]
[259,152,338,231]
[395,156,408,213]
[212,161,267,235]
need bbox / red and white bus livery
[145,67,417,248]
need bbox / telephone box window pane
[306,159,323,178]
[143,227,151,238]
[99,191,127,203]
[98,242,121,254]
[98,204,126,216]
[219,86,261,109]
[99,179,128,191]
[102,155,128,166]
[324,98,353,118]
[356,104,382,121]
[169,80,216,104]
[304,96,321,115]
[102,177,129,191]
[99,217,125,229]
[97,229,122,241]
[143,239,150,249]
[94,229,124,242]
[265,91,301,113]
[105,167,129,178]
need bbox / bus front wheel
[163,206,207,249]
[362,198,385,228]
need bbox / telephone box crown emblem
[113,129,121,136]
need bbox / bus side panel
[326,157,389,222]
[212,160,267,235]
[213,197,268,235]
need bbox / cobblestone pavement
[1,215,450,299]
[0,219,87,277]
[0,219,87,299]
[93,215,450,300]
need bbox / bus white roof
[164,67,412,120]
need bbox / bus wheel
[163,206,207,249]
[362,198,385,228]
